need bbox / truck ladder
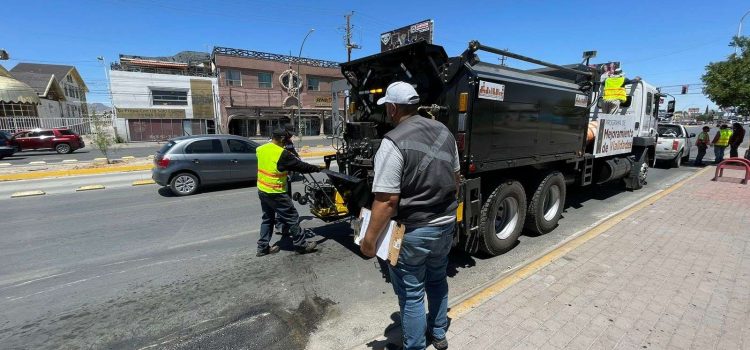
[581,155,595,186]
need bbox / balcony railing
[213,47,340,69]
[110,63,215,77]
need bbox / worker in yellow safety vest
[255,127,321,256]
[711,124,733,163]
[602,68,641,113]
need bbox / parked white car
[655,123,694,168]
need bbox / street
[0,137,334,165]
[0,164,701,349]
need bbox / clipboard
[353,208,406,266]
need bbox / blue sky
[1,0,747,112]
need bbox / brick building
[212,47,343,137]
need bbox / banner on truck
[380,20,434,52]
[593,116,636,157]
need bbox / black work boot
[431,337,448,350]
[295,241,317,254]
[256,245,280,257]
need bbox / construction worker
[275,124,299,236]
[602,68,640,113]
[711,124,733,163]
[729,122,745,158]
[256,127,320,256]
[360,82,460,350]
[694,126,711,166]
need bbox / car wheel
[525,171,566,235]
[479,180,526,256]
[55,143,71,154]
[170,173,199,196]
[670,151,682,168]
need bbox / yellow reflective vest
[715,128,733,147]
[256,142,288,194]
[603,76,627,102]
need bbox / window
[258,72,272,89]
[227,139,256,153]
[226,70,242,86]
[307,77,320,91]
[158,141,176,154]
[66,75,73,83]
[646,92,653,115]
[185,139,223,154]
[58,129,76,136]
[0,103,37,117]
[39,130,54,137]
[152,89,188,106]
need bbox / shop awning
[0,75,41,104]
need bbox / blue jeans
[714,146,727,163]
[389,222,454,350]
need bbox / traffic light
[681,85,688,94]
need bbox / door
[226,138,258,181]
[13,132,30,150]
[37,130,55,149]
[183,139,232,184]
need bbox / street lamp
[737,9,750,55]
[296,28,315,143]
[97,56,118,137]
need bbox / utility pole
[344,12,361,62]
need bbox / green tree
[91,111,116,163]
[702,36,750,115]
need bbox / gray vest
[384,115,459,226]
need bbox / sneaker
[256,245,280,257]
[431,337,448,350]
[295,241,317,254]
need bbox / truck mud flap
[458,177,482,254]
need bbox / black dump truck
[297,41,663,256]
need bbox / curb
[446,167,711,320]
[76,185,106,192]
[0,164,153,181]
[132,179,155,186]
[11,190,46,198]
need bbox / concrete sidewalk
[445,167,750,350]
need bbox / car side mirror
[689,133,696,138]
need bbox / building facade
[110,52,219,142]
[9,63,88,120]
[0,64,41,132]
[212,47,343,137]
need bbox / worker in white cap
[360,81,460,350]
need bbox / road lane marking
[28,161,46,165]
[61,159,78,163]
[447,167,711,320]
[0,270,78,291]
[76,184,106,191]
[0,163,11,167]
[10,190,46,198]
[132,179,156,186]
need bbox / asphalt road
[0,160,702,349]
[1,137,334,165]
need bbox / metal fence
[0,117,112,135]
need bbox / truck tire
[625,153,648,190]
[479,180,527,256]
[525,172,566,235]
[670,151,682,168]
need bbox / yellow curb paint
[132,179,155,186]
[447,167,711,320]
[299,151,336,157]
[11,190,46,198]
[0,164,153,181]
[76,185,106,192]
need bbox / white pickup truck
[655,123,695,168]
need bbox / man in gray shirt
[360,81,460,350]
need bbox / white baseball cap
[376,81,420,105]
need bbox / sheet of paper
[354,208,396,261]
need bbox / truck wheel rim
[494,197,519,239]
[543,185,561,221]
[175,176,195,193]
[639,162,648,183]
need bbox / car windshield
[658,125,682,137]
